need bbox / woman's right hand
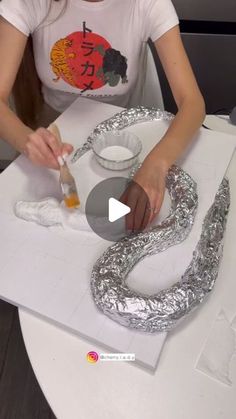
[24,127,74,170]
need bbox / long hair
[11,0,65,128]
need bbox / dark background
[152,0,236,114]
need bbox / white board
[0,100,235,371]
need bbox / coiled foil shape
[72,107,230,333]
[91,172,229,333]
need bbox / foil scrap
[71,107,173,163]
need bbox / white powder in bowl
[99,145,133,161]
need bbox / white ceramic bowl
[92,130,142,171]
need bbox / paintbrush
[49,123,80,209]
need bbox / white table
[9,104,236,419]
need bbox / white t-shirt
[0,0,179,113]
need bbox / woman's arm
[0,17,72,169]
[149,25,205,167]
[124,25,205,231]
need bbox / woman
[0,0,205,230]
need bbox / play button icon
[85,177,150,242]
[108,198,131,222]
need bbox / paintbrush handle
[49,123,69,172]
[59,162,74,183]
[49,124,70,175]
[48,123,80,208]
[48,123,63,146]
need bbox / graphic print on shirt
[50,22,128,93]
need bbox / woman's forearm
[0,99,33,153]
[147,95,206,170]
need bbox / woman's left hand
[121,156,168,232]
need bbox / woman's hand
[24,127,74,170]
[121,156,168,232]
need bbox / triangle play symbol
[108,198,131,223]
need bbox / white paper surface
[231,314,236,331]
[196,311,236,386]
[0,100,236,371]
[204,115,236,136]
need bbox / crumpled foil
[72,107,173,163]
[91,174,230,333]
[72,107,230,333]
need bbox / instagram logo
[87,351,99,363]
